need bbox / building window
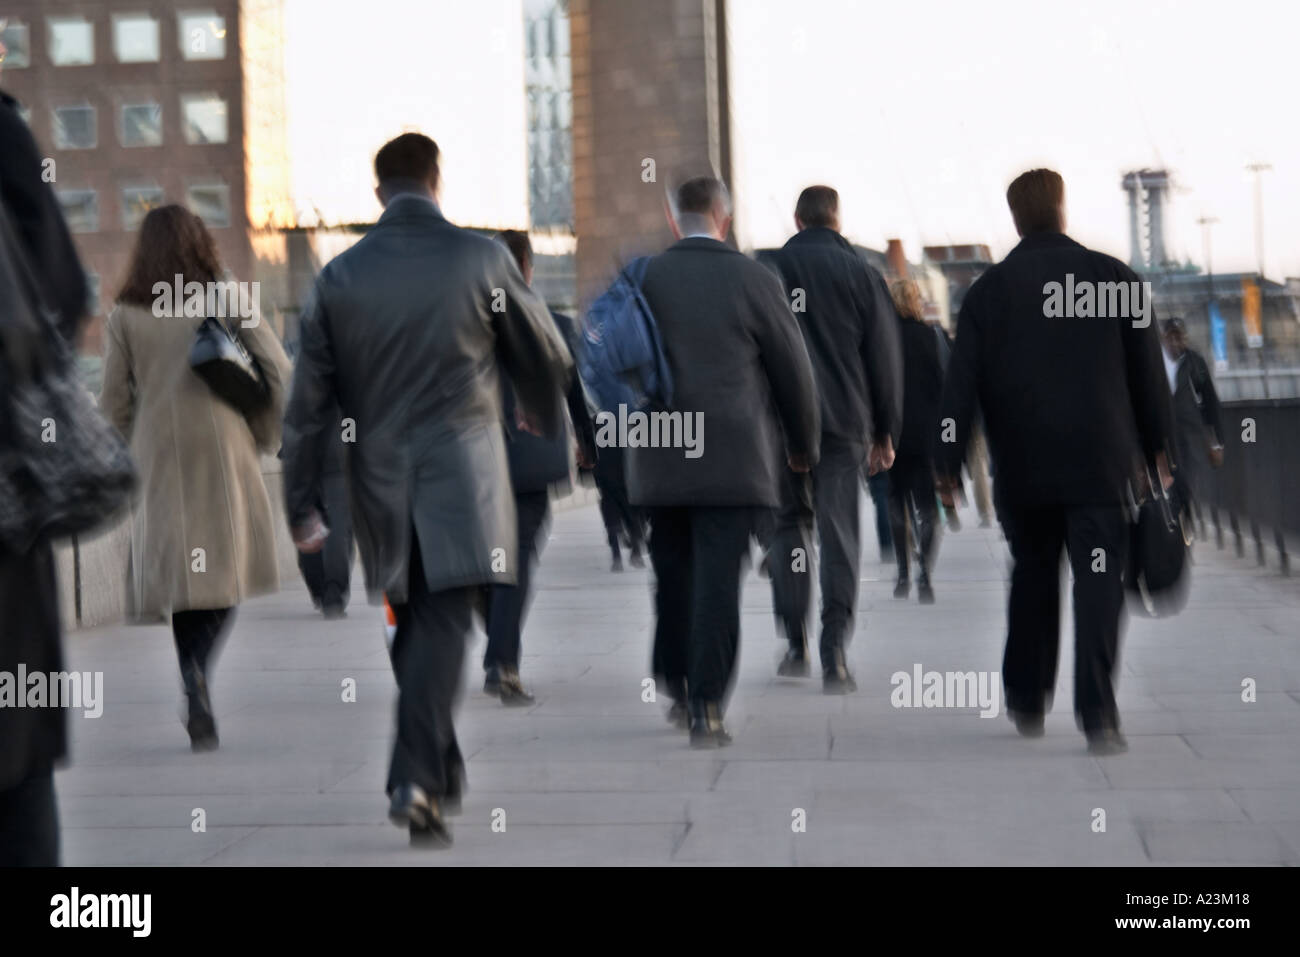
[122,186,164,230]
[113,14,160,63]
[120,103,162,147]
[180,93,227,144]
[187,183,230,228]
[53,105,97,149]
[56,190,98,233]
[1,21,31,69]
[48,17,95,66]
[178,11,227,61]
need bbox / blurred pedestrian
[629,176,819,745]
[482,229,596,705]
[937,169,1173,754]
[887,278,943,603]
[593,444,645,571]
[282,134,571,845]
[1161,317,1223,537]
[766,186,902,690]
[101,205,292,753]
[0,73,88,866]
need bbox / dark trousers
[648,506,754,706]
[1000,504,1129,732]
[386,535,475,799]
[0,771,58,866]
[865,469,893,552]
[594,446,644,557]
[297,471,354,609]
[172,607,233,694]
[483,489,551,673]
[887,456,939,580]
[770,434,865,664]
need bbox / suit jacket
[281,195,573,602]
[938,231,1172,509]
[766,227,903,444]
[1169,346,1222,491]
[626,236,820,508]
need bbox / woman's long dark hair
[116,204,223,307]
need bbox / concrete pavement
[55,501,1300,865]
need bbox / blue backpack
[577,257,674,413]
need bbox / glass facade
[523,0,573,230]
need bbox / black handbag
[1124,467,1191,617]
[189,314,269,417]
[0,195,137,553]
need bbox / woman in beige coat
[100,205,291,752]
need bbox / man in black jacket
[0,79,88,865]
[628,176,819,747]
[283,135,572,845]
[766,186,902,692]
[482,230,596,705]
[937,169,1173,755]
[1161,317,1223,534]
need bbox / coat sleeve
[751,267,821,465]
[281,279,338,528]
[551,311,597,459]
[858,265,904,446]
[99,309,135,439]
[1120,268,1174,464]
[937,284,983,478]
[1191,351,1223,446]
[488,246,573,438]
[240,307,294,455]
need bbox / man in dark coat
[627,176,820,747]
[0,80,88,865]
[765,186,902,691]
[282,134,572,845]
[1161,317,1223,533]
[482,230,596,705]
[937,168,1173,755]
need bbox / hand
[788,453,811,473]
[1154,451,1175,492]
[292,509,329,553]
[515,406,542,436]
[1208,446,1224,468]
[0,315,52,386]
[575,443,595,469]
[867,436,895,475]
[935,472,959,508]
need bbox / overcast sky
[287,0,1298,278]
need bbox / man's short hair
[795,185,839,228]
[671,176,731,220]
[1162,317,1186,336]
[375,133,440,193]
[496,229,533,274]
[1006,168,1064,234]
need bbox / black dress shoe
[389,784,452,847]
[186,713,219,752]
[629,550,645,569]
[666,700,689,729]
[483,666,502,697]
[183,669,219,752]
[1086,728,1128,756]
[610,553,623,572]
[822,649,857,695]
[893,577,910,599]
[1009,709,1045,738]
[777,644,810,677]
[688,701,732,748]
[497,669,535,707]
[916,576,935,604]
